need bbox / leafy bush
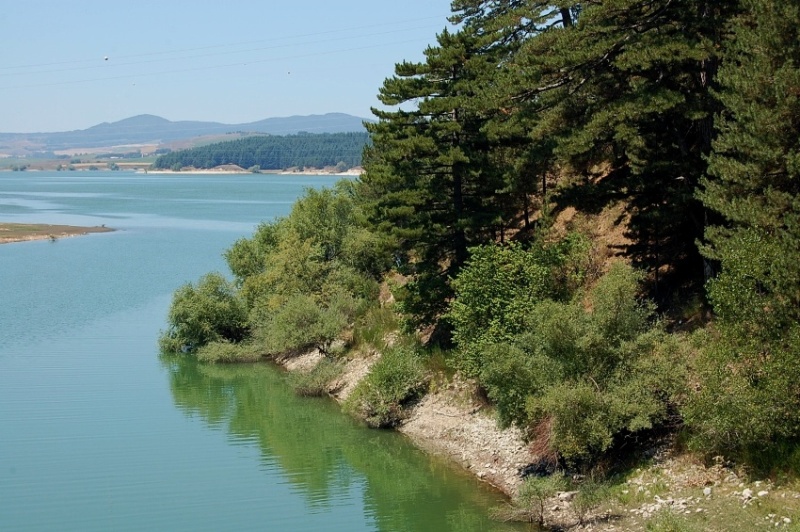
[492,474,568,526]
[479,342,561,427]
[196,340,263,363]
[224,221,283,283]
[256,294,348,356]
[287,185,356,261]
[340,227,396,278]
[448,237,592,377]
[288,358,345,397]
[451,257,686,464]
[345,347,427,428]
[684,324,800,459]
[159,272,248,354]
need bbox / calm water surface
[0,172,518,531]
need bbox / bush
[159,272,248,354]
[288,358,345,397]
[448,242,556,369]
[451,258,686,464]
[448,237,592,377]
[224,221,283,283]
[492,474,568,526]
[256,294,348,356]
[345,346,427,428]
[196,340,263,363]
[340,227,395,278]
[478,342,561,427]
[684,324,800,460]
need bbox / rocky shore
[277,349,800,530]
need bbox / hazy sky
[1,1,453,133]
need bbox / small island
[0,223,114,244]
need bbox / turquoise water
[0,172,517,531]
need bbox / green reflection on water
[163,356,523,532]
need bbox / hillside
[0,113,370,156]
[151,132,369,171]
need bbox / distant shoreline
[0,223,114,244]
[139,167,364,176]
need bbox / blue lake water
[0,171,518,531]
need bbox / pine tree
[689,0,800,453]
[359,28,503,324]
[453,1,735,298]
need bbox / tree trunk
[561,8,573,27]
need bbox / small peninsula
[0,223,114,244]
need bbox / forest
[159,0,800,525]
[151,131,369,171]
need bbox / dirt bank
[398,378,533,496]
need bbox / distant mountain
[0,113,371,154]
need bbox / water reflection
[163,356,521,532]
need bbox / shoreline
[277,349,800,531]
[0,223,114,244]
[139,167,363,176]
[279,349,531,497]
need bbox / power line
[0,15,449,72]
[0,38,429,91]
[0,24,441,79]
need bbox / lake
[0,171,519,531]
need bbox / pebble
[703,487,712,496]
[758,490,769,497]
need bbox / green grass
[288,358,344,397]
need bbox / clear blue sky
[1,0,453,133]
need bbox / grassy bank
[0,223,113,244]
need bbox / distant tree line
[151,132,369,170]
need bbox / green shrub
[340,227,395,278]
[256,294,348,356]
[321,264,380,307]
[345,346,427,428]
[353,305,399,349]
[450,256,686,464]
[288,358,345,397]
[286,184,356,261]
[196,340,263,363]
[479,342,561,427]
[492,474,568,526]
[684,324,800,460]
[224,220,283,283]
[159,272,248,354]
[448,236,592,377]
[589,262,653,344]
[448,242,555,370]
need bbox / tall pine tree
[453,1,735,298]
[689,0,800,453]
[359,29,502,324]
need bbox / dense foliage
[160,181,391,362]
[152,132,369,171]
[161,0,800,475]
[687,0,800,458]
